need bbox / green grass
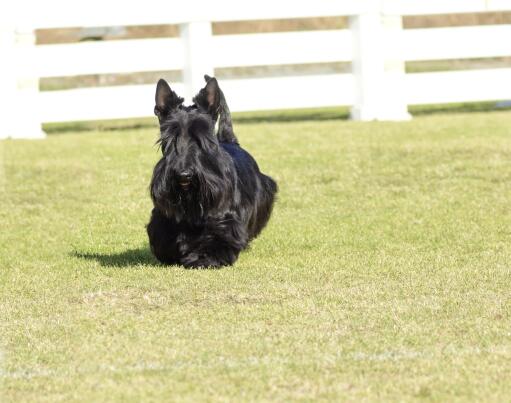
[1,110,511,402]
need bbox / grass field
[1,109,511,401]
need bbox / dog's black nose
[178,171,192,182]
[177,171,193,189]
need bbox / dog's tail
[204,75,238,145]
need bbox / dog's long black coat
[147,77,277,268]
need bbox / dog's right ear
[154,79,183,118]
[202,75,238,144]
[193,76,221,121]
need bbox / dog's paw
[180,253,227,269]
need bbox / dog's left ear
[154,79,183,119]
[193,76,221,121]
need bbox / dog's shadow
[71,247,223,270]
[72,247,160,268]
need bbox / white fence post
[349,2,410,121]
[180,21,214,103]
[381,13,411,120]
[0,25,17,139]
[14,26,46,138]
[349,5,383,121]
[0,23,45,139]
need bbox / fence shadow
[44,117,157,134]
[233,107,350,124]
[72,247,159,268]
[45,102,511,135]
[410,101,511,117]
[45,108,351,134]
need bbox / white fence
[1,0,511,138]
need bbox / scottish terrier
[147,76,277,268]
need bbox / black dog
[147,76,277,268]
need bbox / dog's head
[150,77,235,222]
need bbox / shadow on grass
[72,247,159,268]
[72,247,224,270]
[45,102,511,135]
[409,101,511,117]
[233,107,350,124]
[44,117,157,134]
[44,108,350,134]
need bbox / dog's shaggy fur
[147,76,277,268]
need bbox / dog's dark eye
[166,122,181,135]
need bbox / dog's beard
[150,158,234,224]
[172,183,205,223]
[151,175,214,225]
[151,181,203,224]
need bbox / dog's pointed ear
[194,76,220,121]
[154,79,183,118]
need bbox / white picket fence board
[38,84,169,122]
[21,0,511,29]
[38,74,355,122]
[489,0,511,10]
[399,25,511,61]
[18,0,368,29]
[382,0,511,15]
[26,38,183,77]
[220,74,355,111]
[406,68,511,105]
[212,30,353,68]
[22,0,511,30]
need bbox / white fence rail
[1,0,511,138]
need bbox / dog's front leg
[147,208,180,265]
[180,213,248,268]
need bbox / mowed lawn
[1,110,511,402]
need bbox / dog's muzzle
[177,171,193,190]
